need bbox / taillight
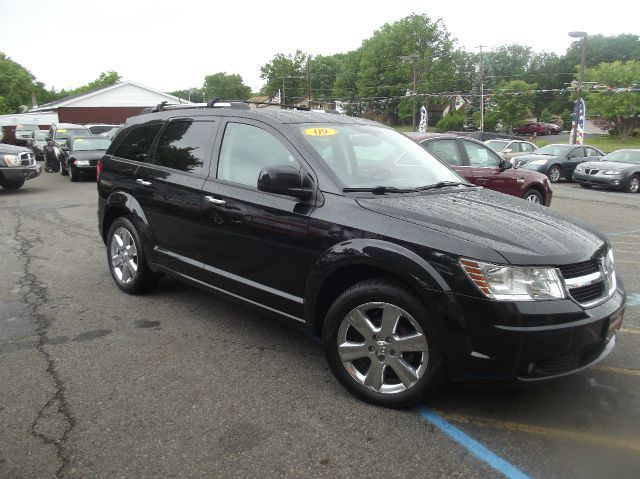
[97,160,103,180]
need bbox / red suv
[407,133,552,205]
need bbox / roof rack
[139,99,315,115]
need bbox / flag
[570,98,586,145]
[419,105,427,132]
[272,89,281,105]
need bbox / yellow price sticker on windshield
[304,127,337,137]
[57,129,66,132]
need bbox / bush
[436,111,465,132]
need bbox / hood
[357,188,606,265]
[581,161,637,170]
[514,153,560,164]
[0,144,32,155]
[70,150,108,160]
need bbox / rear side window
[423,139,462,166]
[112,123,163,162]
[153,120,213,173]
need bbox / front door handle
[136,179,152,186]
[205,196,226,206]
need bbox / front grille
[585,169,600,175]
[558,259,599,279]
[535,354,575,375]
[19,152,35,166]
[570,282,603,303]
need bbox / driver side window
[463,140,500,167]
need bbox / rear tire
[322,278,443,408]
[60,163,68,176]
[579,183,592,188]
[69,167,79,182]
[522,189,543,205]
[106,216,160,294]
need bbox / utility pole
[569,31,588,144]
[476,45,488,132]
[307,55,312,104]
[399,54,419,131]
[282,77,286,106]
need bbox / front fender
[304,239,454,328]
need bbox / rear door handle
[205,196,226,206]
[136,179,152,186]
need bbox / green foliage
[436,110,465,132]
[472,110,500,132]
[259,50,308,103]
[490,80,536,132]
[0,52,47,113]
[202,72,251,100]
[66,71,121,96]
[583,60,640,139]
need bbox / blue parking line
[416,406,531,479]
[608,229,640,237]
[626,292,640,308]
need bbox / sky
[1,0,638,95]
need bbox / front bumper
[439,286,625,382]
[573,170,626,189]
[0,164,42,182]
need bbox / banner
[419,105,427,133]
[570,98,586,145]
[272,89,281,105]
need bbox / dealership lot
[1,173,638,478]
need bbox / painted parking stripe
[436,411,640,454]
[416,407,530,479]
[595,365,640,377]
[607,229,640,237]
[621,328,640,334]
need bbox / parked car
[408,133,552,205]
[513,122,547,135]
[0,143,41,190]
[514,144,604,183]
[60,135,112,181]
[573,149,640,193]
[100,124,123,139]
[86,124,118,135]
[14,124,39,146]
[97,104,624,408]
[485,139,538,162]
[27,130,49,161]
[542,123,562,135]
[43,123,91,172]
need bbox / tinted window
[522,142,536,152]
[568,147,585,158]
[423,139,462,166]
[154,120,212,173]
[585,147,601,157]
[463,140,500,167]
[112,123,163,162]
[509,142,522,153]
[218,123,298,187]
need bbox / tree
[583,60,640,139]
[259,50,308,103]
[490,80,536,132]
[309,54,342,100]
[202,72,251,100]
[0,52,53,113]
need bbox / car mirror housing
[499,158,512,170]
[257,165,312,199]
[503,148,512,153]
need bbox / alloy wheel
[337,302,429,394]
[110,227,139,285]
[630,176,639,193]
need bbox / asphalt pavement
[1,172,638,479]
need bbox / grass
[538,135,640,153]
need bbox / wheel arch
[523,184,548,205]
[305,240,452,337]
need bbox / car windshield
[72,137,112,151]
[55,128,89,140]
[300,124,466,190]
[485,140,509,151]
[534,144,573,156]
[602,150,640,164]
[17,124,38,131]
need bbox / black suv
[0,143,41,190]
[97,103,625,408]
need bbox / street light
[569,31,587,144]
[399,54,419,131]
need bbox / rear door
[198,119,314,318]
[134,117,219,279]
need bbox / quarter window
[463,140,500,167]
[112,123,163,162]
[154,120,212,173]
[218,123,298,187]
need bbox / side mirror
[499,158,512,170]
[503,148,512,153]
[258,165,313,199]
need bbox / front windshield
[72,137,112,151]
[602,150,640,164]
[485,140,509,151]
[55,128,88,140]
[300,124,465,190]
[535,144,573,156]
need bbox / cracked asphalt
[1,172,639,479]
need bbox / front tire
[522,189,543,205]
[627,175,640,193]
[547,165,561,183]
[106,216,160,294]
[322,278,443,408]
[0,178,25,190]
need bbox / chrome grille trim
[560,253,616,308]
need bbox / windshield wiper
[343,186,413,194]
[413,181,474,191]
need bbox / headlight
[528,159,548,166]
[460,258,566,301]
[1,154,21,167]
[575,164,585,171]
[75,160,90,166]
[602,170,621,175]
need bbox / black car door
[134,117,219,280]
[198,119,314,319]
[564,146,587,178]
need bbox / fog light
[612,180,620,185]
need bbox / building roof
[31,81,193,111]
